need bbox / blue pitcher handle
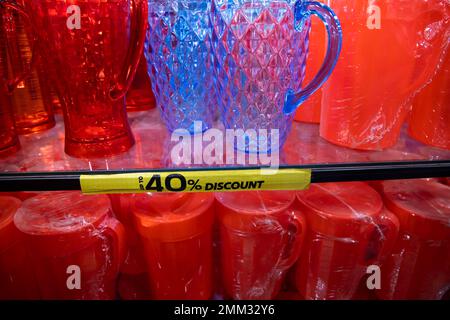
[283,0,342,115]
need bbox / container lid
[14,192,111,236]
[381,180,450,239]
[0,196,22,250]
[296,182,383,237]
[216,191,297,232]
[132,193,214,241]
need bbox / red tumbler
[126,53,156,112]
[0,196,39,299]
[21,0,148,158]
[295,182,399,300]
[3,8,55,134]
[0,3,22,157]
[14,192,126,300]
[216,191,305,300]
[132,193,215,300]
[378,180,450,300]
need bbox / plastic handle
[1,0,36,93]
[278,210,306,270]
[283,0,342,115]
[102,217,127,275]
[363,209,400,265]
[109,0,148,101]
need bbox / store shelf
[0,109,449,192]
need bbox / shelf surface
[0,109,449,192]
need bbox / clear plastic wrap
[378,179,450,300]
[216,191,305,300]
[13,192,125,300]
[295,182,399,300]
[409,49,450,150]
[321,0,450,150]
[131,192,215,300]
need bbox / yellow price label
[80,168,311,194]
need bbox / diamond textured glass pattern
[212,1,309,152]
[211,0,342,153]
[145,0,216,134]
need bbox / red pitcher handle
[364,208,400,265]
[109,0,148,101]
[1,1,37,93]
[278,210,306,270]
[102,217,127,275]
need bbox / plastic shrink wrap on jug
[130,192,215,300]
[12,191,126,300]
[295,182,399,300]
[216,191,306,300]
[0,196,39,299]
[409,49,450,150]
[378,179,450,300]
[321,0,450,150]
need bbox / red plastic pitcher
[409,49,450,150]
[321,0,449,150]
[14,192,126,300]
[132,193,215,300]
[379,180,450,300]
[18,0,148,158]
[0,196,39,299]
[216,191,305,300]
[295,182,399,300]
[109,193,150,299]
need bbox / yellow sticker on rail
[80,168,312,194]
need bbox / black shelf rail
[0,160,449,192]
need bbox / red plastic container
[132,193,215,300]
[4,9,55,134]
[409,50,450,150]
[378,180,450,300]
[216,191,305,300]
[295,182,399,300]
[0,6,20,157]
[22,0,148,158]
[126,54,156,112]
[321,1,449,150]
[0,196,39,299]
[294,15,326,124]
[14,192,126,300]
